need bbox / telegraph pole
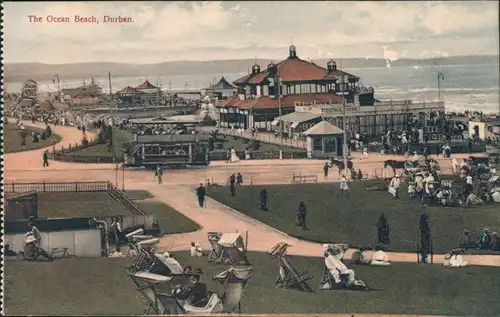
[336,65,350,175]
[156,78,162,118]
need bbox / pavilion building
[202,76,237,100]
[216,45,444,138]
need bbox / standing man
[28,220,42,248]
[111,218,122,246]
[419,212,431,263]
[229,173,236,196]
[389,175,401,199]
[260,188,268,211]
[295,201,308,231]
[196,183,206,208]
[323,162,330,178]
[376,213,390,245]
[155,165,163,184]
[43,150,49,167]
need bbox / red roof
[116,86,140,94]
[220,93,343,110]
[136,80,157,89]
[233,73,253,85]
[233,57,360,85]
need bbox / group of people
[458,229,500,251]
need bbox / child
[408,182,416,198]
[340,175,349,193]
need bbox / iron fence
[209,150,307,161]
[4,181,112,193]
[50,137,122,163]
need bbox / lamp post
[437,72,444,101]
[277,71,283,150]
[336,74,350,176]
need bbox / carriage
[404,159,440,180]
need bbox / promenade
[4,122,500,267]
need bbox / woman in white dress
[230,148,240,162]
[340,175,348,193]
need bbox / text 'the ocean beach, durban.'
[28,15,134,24]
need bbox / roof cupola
[252,63,261,75]
[289,45,297,58]
[327,59,337,72]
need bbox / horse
[330,158,354,176]
[384,160,407,176]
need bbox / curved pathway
[5,122,500,268]
[4,120,116,171]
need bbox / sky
[3,1,499,64]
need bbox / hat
[492,232,498,236]
[483,228,489,232]
[463,229,470,233]
[162,251,170,258]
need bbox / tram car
[124,134,209,169]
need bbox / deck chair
[213,267,253,313]
[128,271,183,314]
[208,232,223,262]
[268,241,313,292]
[215,233,249,265]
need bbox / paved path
[5,122,500,268]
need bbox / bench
[51,248,70,258]
[292,173,318,184]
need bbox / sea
[4,63,499,114]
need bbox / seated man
[491,232,500,251]
[324,247,355,286]
[4,244,18,257]
[370,245,391,266]
[188,275,209,307]
[23,233,53,261]
[478,229,492,250]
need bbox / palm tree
[209,129,220,142]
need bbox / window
[313,137,322,151]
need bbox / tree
[209,129,220,142]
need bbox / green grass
[67,127,133,158]
[4,252,500,315]
[123,190,200,234]
[3,123,62,153]
[38,192,130,218]
[207,182,500,254]
[123,190,155,201]
[38,191,200,234]
[134,201,201,234]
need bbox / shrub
[250,139,261,150]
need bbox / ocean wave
[409,87,500,93]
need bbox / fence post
[43,181,46,192]
[75,181,78,192]
[12,183,15,192]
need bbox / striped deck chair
[268,241,313,292]
[208,232,223,262]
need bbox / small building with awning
[271,111,323,138]
[303,120,345,158]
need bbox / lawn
[38,191,200,234]
[123,190,200,234]
[4,252,500,315]
[207,182,500,254]
[67,127,133,159]
[3,123,62,153]
[38,192,129,218]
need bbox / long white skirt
[340,182,348,190]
